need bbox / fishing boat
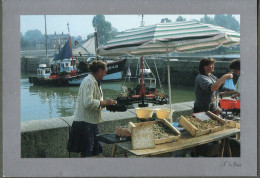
[29,24,127,86]
[64,57,126,85]
[29,52,126,86]
[29,64,66,86]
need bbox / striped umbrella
[97,20,240,123]
[97,20,240,56]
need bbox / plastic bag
[223,79,236,90]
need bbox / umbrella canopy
[97,20,240,123]
[97,20,240,56]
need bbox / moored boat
[29,64,68,86]
[114,56,169,109]
[65,58,127,85]
[29,57,126,86]
[29,23,127,86]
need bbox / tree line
[162,15,239,32]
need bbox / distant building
[22,32,79,50]
[48,33,69,50]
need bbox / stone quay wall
[122,57,237,86]
[21,101,194,158]
[21,56,51,73]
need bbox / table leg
[221,139,226,157]
[226,139,232,157]
[111,144,117,157]
[221,138,232,157]
[236,133,240,141]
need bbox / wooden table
[111,127,240,157]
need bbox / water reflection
[22,81,79,121]
[21,77,195,122]
[21,78,130,121]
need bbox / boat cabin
[138,68,156,89]
[37,64,51,78]
[55,58,77,74]
[138,77,156,89]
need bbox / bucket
[234,100,240,109]
[219,99,236,110]
[135,108,154,119]
[155,108,174,119]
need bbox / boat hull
[66,73,89,85]
[67,71,123,85]
[103,71,122,81]
[29,76,69,86]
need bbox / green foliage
[200,14,240,32]
[24,29,43,41]
[176,16,186,22]
[110,27,119,39]
[86,33,95,41]
[161,18,171,23]
[214,15,240,32]
[92,15,113,45]
[20,36,30,48]
[21,30,43,49]
[200,15,216,25]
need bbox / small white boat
[36,64,51,78]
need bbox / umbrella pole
[166,43,173,124]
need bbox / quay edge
[21,101,194,158]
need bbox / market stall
[98,108,240,157]
[97,20,240,124]
[96,20,240,157]
[111,127,239,157]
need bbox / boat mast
[138,15,147,107]
[94,16,99,60]
[140,14,145,27]
[67,23,75,74]
[44,15,48,58]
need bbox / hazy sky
[20,14,240,39]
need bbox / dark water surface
[21,74,195,122]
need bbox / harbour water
[21,74,195,122]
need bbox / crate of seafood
[179,111,226,137]
[153,119,181,144]
[128,119,181,145]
